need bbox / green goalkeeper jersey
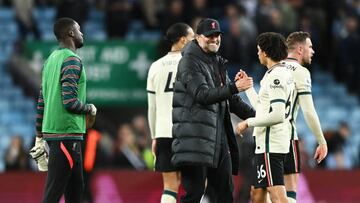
[41,48,87,136]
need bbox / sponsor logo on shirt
[270,79,284,89]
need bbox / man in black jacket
[171,18,255,203]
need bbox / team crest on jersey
[287,77,294,85]
[270,78,284,89]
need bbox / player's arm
[298,93,327,163]
[295,68,327,162]
[245,87,259,110]
[31,86,48,171]
[146,65,156,140]
[60,56,92,114]
[296,68,326,145]
[247,74,286,127]
[247,101,285,127]
[298,93,326,145]
[35,86,44,138]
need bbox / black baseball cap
[196,18,223,37]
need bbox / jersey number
[285,90,294,119]
[164,72,174,92]
[257,164,266,179]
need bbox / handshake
[234,69,253,92]
[29,137,48,171]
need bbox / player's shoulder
[268,63,289,77]
[151,55,166,67]
[148,55,167,73]
[267,64,294,86]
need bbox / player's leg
[252,187,267,203]
[254,153,287,203]
[284,140,301,203]
[267,185,288,203]
[252,153,271,203]
[266,153,288,203]
[155,138,181,203]
[42,141,72,203]
[284,174,298,203]
[161,171,180,203]
[64,141,84,203]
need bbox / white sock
[161,190,177,203]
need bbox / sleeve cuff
[228,82,239,94]
[247,118,255,127]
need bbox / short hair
[256,32,287,62]
[53,17,75,41]
[164,23,191,45]
[286,31,311,50]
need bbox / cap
[196,18,223,37]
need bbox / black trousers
[42,140,84,203]
[180,143,233,203]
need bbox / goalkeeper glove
[87,104,97,129]
[88,104,97,116]
[29,137,48,171]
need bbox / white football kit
[147,52,181,139]
[246,63,295,154]
[284,59,326,144]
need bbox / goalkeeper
[30,17,96,203]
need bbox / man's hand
[234,69,253,91]
[29,137,48,171]
[314,144,328,164]
[89,104,97,116]
[236,120,249,137]
[235,69,249,81]
[235,77,253,91]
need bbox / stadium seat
[0,21,19,42]
[84,21,106,41]
[88,8,105,22]
[33,7,55,21]
[0,7,14,21]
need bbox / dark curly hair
[256,32,288,62]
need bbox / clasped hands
[234,70,253,92]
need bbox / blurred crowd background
[0,0,360,190]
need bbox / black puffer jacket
[171,40,255,175]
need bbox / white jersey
[246,63,294,154]
[284,59,326,144]
[147,52,182,139]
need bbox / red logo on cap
[211,22,216,29]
